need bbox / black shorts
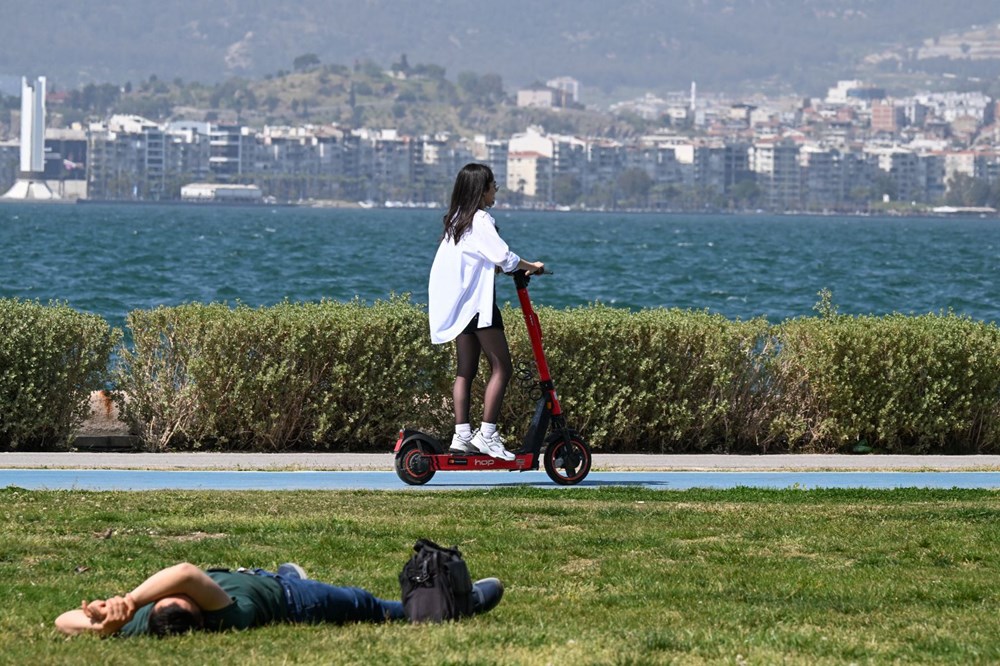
[460,303,504,335]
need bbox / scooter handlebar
[507,268,551,289]
[505,268,552,275]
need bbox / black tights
[453,327,513,425]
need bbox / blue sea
[2,202,1000,331]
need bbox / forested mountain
[1,0,999,96]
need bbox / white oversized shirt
[428,209,521,344]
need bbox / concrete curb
[4,451,1000,472]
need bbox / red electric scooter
[393,270,592,486]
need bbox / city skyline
[1,56,998,212]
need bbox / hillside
[2,0,999,97]
[40,62,644,140]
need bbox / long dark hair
[442,163,494,243]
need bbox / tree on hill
[457,72,506,105]
[391,54,410,76]
[66,83,121,115]
[293,53,321,72]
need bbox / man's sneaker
[469,578,504,616]
[471,430,515,461]
[449,431,476,454]
[277,563,308,580]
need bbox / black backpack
[399,538,473,623]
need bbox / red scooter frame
[394,270,592,486]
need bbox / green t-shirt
[118,570,288,636]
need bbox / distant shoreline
[75,198,299,208]
[2,197,998,219]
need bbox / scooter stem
[513,271,562,418]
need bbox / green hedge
[0,299,119,449]
[110,298,1000,454]
[501,304,772,452]
[769,312,1000,453]
[9,296,1000,453]
[114,297,452,451]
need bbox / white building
[2,76,58,199]
[516,86,569,109]
[913,91,993,123]
[826,80,863,104]
[750,138,801,209]
[546,76,580,104]
[507,151,550,199]
[180,183,262,203]
[508,126,554,158]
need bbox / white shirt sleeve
[470,211,520,272]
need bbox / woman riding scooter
[427,163,545,461]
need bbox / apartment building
[627,144,682,188]
[750,139,801,210]
[974,151,1000,183]
[586,140,625,193]
[516,85,570,109]
[871,100,907,135]
[507,151,550,199]
[863,147,945,204]
[800,146,844,210]
[551,136,587,190]
[920,153,947,203]
[164,123,211,188]
[87,115,165,199]
[470,135,509,187]
[546,77,580,104]
[209,124,253,179]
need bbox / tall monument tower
[2,76,58,200]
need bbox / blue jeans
[253,567,404,624]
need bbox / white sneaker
[471,430,515,461]
[450,431,475,454]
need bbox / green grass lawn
[2,486,998,665]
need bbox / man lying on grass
[55,561,504,637]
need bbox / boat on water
[930,205,998,216]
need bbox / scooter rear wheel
[395,439,435,485]
[543,430,591,485]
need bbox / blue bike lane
[2,453,1000,490]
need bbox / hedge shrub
[501,304,773,452]
[114,297,452,451]
[769,312,1000,453]
[0,298,119,449]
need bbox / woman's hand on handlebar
[521,260,545,276]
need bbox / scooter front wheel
[395,439,435,485]
[543,430,591,485]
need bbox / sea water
[2,202,999,332]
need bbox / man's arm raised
[122,562,233,611]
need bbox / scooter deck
[422,452,538,472]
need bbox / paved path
[3,452,1000,471]
[4,468,1000,491]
